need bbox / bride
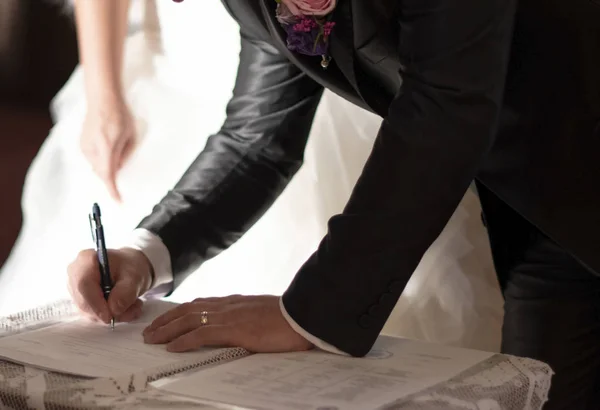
[0,0,502,351]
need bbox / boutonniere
[275,0,337,69]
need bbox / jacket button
[367,304,380,315]
[358,314,372,328]
[379,292,395,306]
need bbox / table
[0,301,553,410]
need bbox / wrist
[85,97,131,126]
[122,247,154,295]
[139,251,154,294]
[123,228,174,298]
[85,87,126,111]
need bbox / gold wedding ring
[199,311,209,326]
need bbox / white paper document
[160,336,493,410]
[0,300,222,378]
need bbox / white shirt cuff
[279,298,348,356]
[125,228,174,297]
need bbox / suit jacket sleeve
[282,0,517,357]
[137,23,324,290]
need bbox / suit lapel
[329,0,390,113]
[351,0,393,53]
[327,0,360,93]
[259,0,370,111]
[348,0,399,114]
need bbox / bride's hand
[80,100,136,202]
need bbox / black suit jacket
[139,0,600,356]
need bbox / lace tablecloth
[0,301,553,410]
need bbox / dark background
[0,0,79,267]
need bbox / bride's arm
[73,0,135,202]
[73,0,130,104]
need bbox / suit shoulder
[220,0,272,41]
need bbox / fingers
[104,175,121,203]
[192,294,245,304]
[115,298,144,323]
[67,250,111,323]
[68,249,148,324]
[141,295,312,354]
[93,154,121,203]
[144,296,237,334]
[167,325,238,352]
[144,296,247,337]
[143,302,200,335]
[96,131,125,203]
[144,311,226,345]
[118,138,135,170]
[80,104,138,203]
[108,276,142,318]
[101,150,121,203]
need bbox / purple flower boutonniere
[275,0,337,68]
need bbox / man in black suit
[68,0,600,407]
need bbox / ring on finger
[199,311,209,326]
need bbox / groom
[68,0,600,407]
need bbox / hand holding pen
[66,205,154,325]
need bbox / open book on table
[0,299,494,410]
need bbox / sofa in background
[0,0,78,267]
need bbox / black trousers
[477,183,600,410]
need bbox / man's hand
[67,248,153,323]
[142,295,314,353]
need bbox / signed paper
[160,336,493,410]
[0,300,220,378]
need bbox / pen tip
[111,318,115,330]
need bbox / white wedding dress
[0,0,503,351]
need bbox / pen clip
[88,213,97,243]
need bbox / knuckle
[182,312,199,325]
[75,279,89,296]
[67,279,80,297]
[66,262,76,277]
[72,295,91,314]
[182,302,197,313]
[76,249,94,263]
[106,250,119,266]
[69,252,96,279]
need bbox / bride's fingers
[117,138,135,170]
[96,139,122,202]
[103,160,121,203]
[92,157,120,203]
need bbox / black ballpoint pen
[89,203,115,330]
